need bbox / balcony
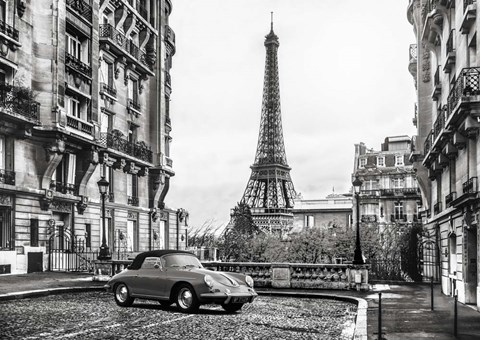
[433,201,442,215]
[99,24,154,76]
[165,25,176,54]
[127,99,142,116]
[128,196,139,206]
[408,44,417,82]
[445,192,457,207]
[0,20,19,43]
[460,0,476,34]
[361,215,377,223]
[0,84,40,124]
[463,176,478,194]
[100,82,117,99]
[446,67,480,127]
[432,66,442,101]
[391,214,407,222]
[0,169,15,185]
[66,114,94,136]
[100,131,153,164]
[451,177,478,207]
[65,53,92,79]
[66,0,92,23]
[50,180,79,196]
[444,30,456,73]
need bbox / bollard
[431,276,434,311]
[378,292,382,340]
[454,293,457,336]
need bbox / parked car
[104,250,258,313]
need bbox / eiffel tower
[238,15,296,234]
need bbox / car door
[133,257,168,299]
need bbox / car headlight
[204,274,215,288]
[245,275,254,288]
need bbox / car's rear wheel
[222,303,244,313]
[175,284,199,313]
[114,283,135,307]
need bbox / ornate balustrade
[65,53,92,78]
[0,19,19,42]
[463,176,478,194]
[99,131,153,163]
[128,196,139,206]
[100,82,117,98]
[66,114,93,135]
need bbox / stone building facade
[407,0,480,309]
[0,0,187,274]
[291,193,352,235]
[352,136,422,257]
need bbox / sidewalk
[0,272,479,339]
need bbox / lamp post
[97,176,111,260]
[352,175,365,265]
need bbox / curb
[256,290,368,340]
[0,286,104,302]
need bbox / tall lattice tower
[238,16,296,234]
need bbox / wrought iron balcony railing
[445,192,457,206]
[0,19,19,42]
[50,180,79,195]
[447,67,480,119]
[463,176,478,194]
[433,202,442,215]
[65,53,92,78]
[0,169,15,185]
[66,0,92,22]
[128,196,139,206]
[100,82,117,98]
[99,24,153,72]
[0,84,40,123]
[100,131,153,163]
[128,99,141,112]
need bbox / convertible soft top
[128,249,195,270]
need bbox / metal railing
[65,53,92,78]
[128,98,141,112]
[66,0,92,22]
[100,82,117,97]
[463,176,478,194]
[0,169,15,185]
[128,196,139,206]
[433,202,442,215]
[0,85,40,123]
[50,180,79,195]
[0,19,19,41]
[99,131,153,163]
[445,192,457,206]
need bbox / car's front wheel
[114,283,135,307]
[175,284,199,313]
[222,303,244,313]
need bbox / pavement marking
[142,314,194,328]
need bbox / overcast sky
[167,0,417,230]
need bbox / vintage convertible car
[104,250,257,313]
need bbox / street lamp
[352,175,365,265]
[97,175,111,260]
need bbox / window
[0,208,12,249]
[359,158,366,168]
[100,110,113,133]
[103,166,114,201]
[394,202,404,219]
[0,134,4,170]
[392,178,404,188]
[52,154,77,194]
[395,155,404,166]
[85,223,91,248]
[66,95,80,118]
[30,219,39,247]
[128,78,139,103]
[0,1,6,23]
[66,33,82,60]
[100,59,114,87]
[305,215,314,227]
[127,174,138,205]
[141,257,162,269]
[377,157,385,167]
[127,220,137,252]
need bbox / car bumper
[104,283,112,293]
[200,289,258,304]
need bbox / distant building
[291,193,352,234]
[352,136,422,244]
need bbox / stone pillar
[271,263,291,288]
[349,264,370,291]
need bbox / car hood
[190,268,243,287]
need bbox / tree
[222,202,261,261]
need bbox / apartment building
[407,0,480,308]
[0,0,187,274]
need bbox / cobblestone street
[0,292,356,339]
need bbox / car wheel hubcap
[116,285,128,302]
[179,288,192,309]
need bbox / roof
[128,250,195,270]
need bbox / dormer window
[395,155,404,166]
[377,156,385,167]
[359,158,366,168]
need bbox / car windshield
[162,254,203,269]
